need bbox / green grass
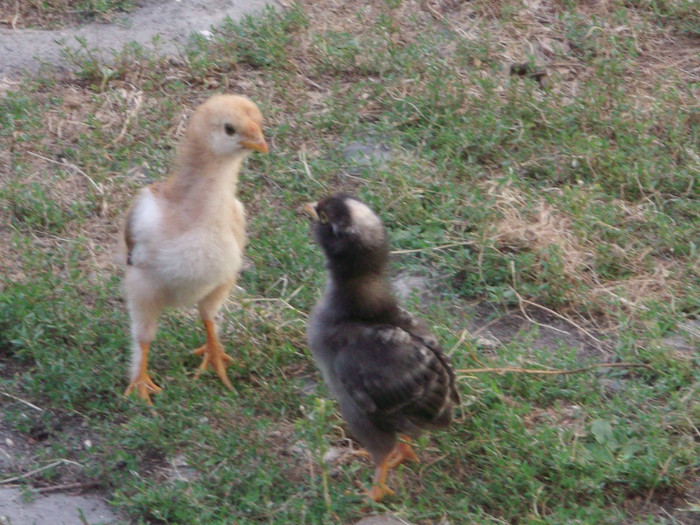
[1,1,698,523]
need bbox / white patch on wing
[128,189,163,263]
[133,189,161,229]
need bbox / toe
[214,362,234,390]
[124,374,161,404]
[367,482,394,502]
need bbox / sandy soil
[0,0,270,79]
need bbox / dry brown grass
[490,182,590,276]
[487,181,686,329]
[414,0,700,125]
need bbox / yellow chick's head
[186,94,269,159]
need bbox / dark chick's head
[305,195,389,278]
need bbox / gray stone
[661,319,698,357]
[0,488,123,525]
[391,273,429,302]
[166,453,199,483]
[475,334,500,349]
[662,334,695,354]
[344,139,393,167]
[598,378,625,395]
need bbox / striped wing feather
[334,324,458,432]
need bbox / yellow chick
[122,94,268,404]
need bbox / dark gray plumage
[305,194,460,501]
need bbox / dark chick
[305,194,460,501]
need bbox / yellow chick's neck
[169,148,244,192]
[157,153,245,228]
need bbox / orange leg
[387,437,420,468]
[193,319,234,390]
[367,455,396,502]
[366,438,420,502]
[124,342,162,405]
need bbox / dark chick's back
[331,316,459,437]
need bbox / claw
[366,454,395,502]
[366,481,395,502]
[193,342,235,389]
[124,342,161,405]
[352,449,372,460]
[386,441,419,468]
[364,439,420,502]
[124,374,162,405]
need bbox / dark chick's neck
[326,272,399,323]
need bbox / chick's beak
[241,122,269,153]
[241,137,268,153]
[303,202,319,221]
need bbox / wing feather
[333,322,458,433]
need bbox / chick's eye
[318,211,329,224]
[224,123,236,136]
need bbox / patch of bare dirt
[391,267,609,360]
[0,401,125,523]
[0,407,98,487]
[0,0,270,78]
[620,484,700,525]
